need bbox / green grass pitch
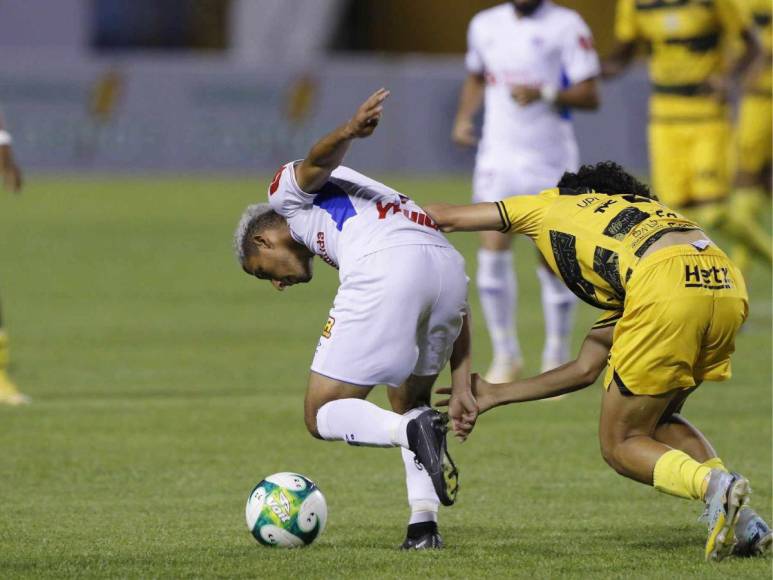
[0,175,770,578]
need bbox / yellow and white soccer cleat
[701,470,751,562]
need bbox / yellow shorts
[604,244,748,396]
[649,119,731,209]
[737,95,772,175]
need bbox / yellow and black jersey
[749,0,772,94]
[495,187,701,310]
[615,0,752,120]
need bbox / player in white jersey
[452,0,601,382]
[234,89,477,549]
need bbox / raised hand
[346,88,390,138]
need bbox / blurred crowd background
[0,0,647,174]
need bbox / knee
[304,403,324,440]
[599,436,626,475]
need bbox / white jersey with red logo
[466,1,599,174]
[267,161,449,271]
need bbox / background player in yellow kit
[732,0,772,271]
[603,0,771,267]
[426,161,771,561]
[0,111,27,405]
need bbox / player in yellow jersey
[732,0,772,271]
[603,0,771,268]
[0,111,28,405]
[427,161,771,561]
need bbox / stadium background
[0,1,770,577]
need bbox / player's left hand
[0,145,22,193]
[510,84,541,106]
[346,88,390,138]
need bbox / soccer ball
[245,472,327,548]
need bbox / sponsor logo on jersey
[684,265,733,289]
[375,198,440,231]
[316,232,338,269]
[322,316,335,339]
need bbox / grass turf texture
[0,176,770,579]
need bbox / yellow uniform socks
[653,449,712,501]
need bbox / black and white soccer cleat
[400,522,443,550]
[406,410,459,506]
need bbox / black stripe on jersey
[495,201,511,233]
[592,312,623,330]
[664,32,719,52]
[602,207,650,241]
[549,231,606,309]
[635,0,712,11]
[593,248,626,301]
[634,226,698,258]
[651,83,707,97]
[625,268,633,283]
[753,12,771,26]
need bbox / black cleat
[406,410,459,506]
[400,522,443,550]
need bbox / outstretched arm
[437,325,614,416]
[423,202,503,233]
[294,88,389,193]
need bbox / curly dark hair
[557,161,655,200]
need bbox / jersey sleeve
[591,310,623,330]
[715,0,753,35]
[495,190,554,239]
[267,161,315,218]
[614,0,639,44]
[559,13,601,85]
[465,17,485,75]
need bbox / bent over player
[234,90,476,549]
[427,162,771,561]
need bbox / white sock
[316,399,410,448]
[537,264,576,367]
[400,406,440,525]
[477,248,520,361]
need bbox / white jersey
[466,1,600,172]
[267,162,449,271]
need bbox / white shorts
[311,244,469,387]
[472,152,579,203]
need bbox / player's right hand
[346,88,390,138]
[451,119,477,147]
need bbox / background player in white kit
[234,89,477,549]
[452,0,601,382]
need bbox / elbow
[575,360,604,387]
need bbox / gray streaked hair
[233,203,283,266]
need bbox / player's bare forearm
[481,325,613,410]
[295,88,389,193]
[452,74,485,147]
[423,202,502,233]
[556,78,600,110]
[447,309,479,440]
[601,41,636,78]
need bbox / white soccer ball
[245,472,327,548]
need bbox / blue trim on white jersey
[313,182,357,231]
[559,68,571,121]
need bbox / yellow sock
[703,457,728,472]
[653,449,712,500]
